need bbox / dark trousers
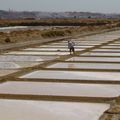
[69,47,75,54]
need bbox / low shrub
[41,30,65,38]
[4,37,11,43]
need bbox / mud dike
[0,30,120,120]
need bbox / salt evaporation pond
[92,49,120,52]
[0,55,57,62]
[0,26,52,32]
[67,35,117,41]
[49,41,103,45]
[0,99,109,120]
[101,46,120,49]
[14,62,41,68]
[20,70,120,81]
[0,62,20,69]
[23,48,84,52]
[50,43,100,46]
[47,62,120,70]
[39,45,94,48]
[82,52,120,56]
[0,82,120,97]
[0,62,41,69]
[0,26,28,32]
[109,44,120,46]
[5,51,69,55]
[66,57,120,62]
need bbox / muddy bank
[0,25,116,44]
[99,96,120,120]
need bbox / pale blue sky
[0,0,120,13]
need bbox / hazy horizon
[0,0,120,14]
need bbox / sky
[0,0,120,13]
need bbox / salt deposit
[0,99,109,120]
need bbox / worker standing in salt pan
[68,40,75,55]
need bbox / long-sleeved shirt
[68,41,75,49]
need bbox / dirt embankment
[99,96,120,120]
[0,24,117,45]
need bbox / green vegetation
[41,30,65,38]
[0,18,119,27]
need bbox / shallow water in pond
[47,62,120,70]
[0,55,57,61]
[0,81,120,97]
[0,99,109,120]
[66,57,120,62]
[82,52,120,56]
[20,70,120,81]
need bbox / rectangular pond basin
[76,37,107,41]
[0,55,58,62]
[54,39,104,42]
[20,70,120,81]
[0,62,42,69]
[0,81,120,97]
[74,40,110,43]
[101,46,120,49]
[0,62,20,69]
[81,52,120,56]
[5,51,69,56]
[0,99,109,120]
[58,37,102,44]
[50,43,101,46]
[109,44,120,46]
[14,62,42,68]
[75,39,109,41]
[47,62,120,70]
[39,45,94,48]
[0,70,18,77]
[66,57,120,62]
[23,48,84,52]
[50,41,104,45]
[76,36,119,41]
[92,49,120,52]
